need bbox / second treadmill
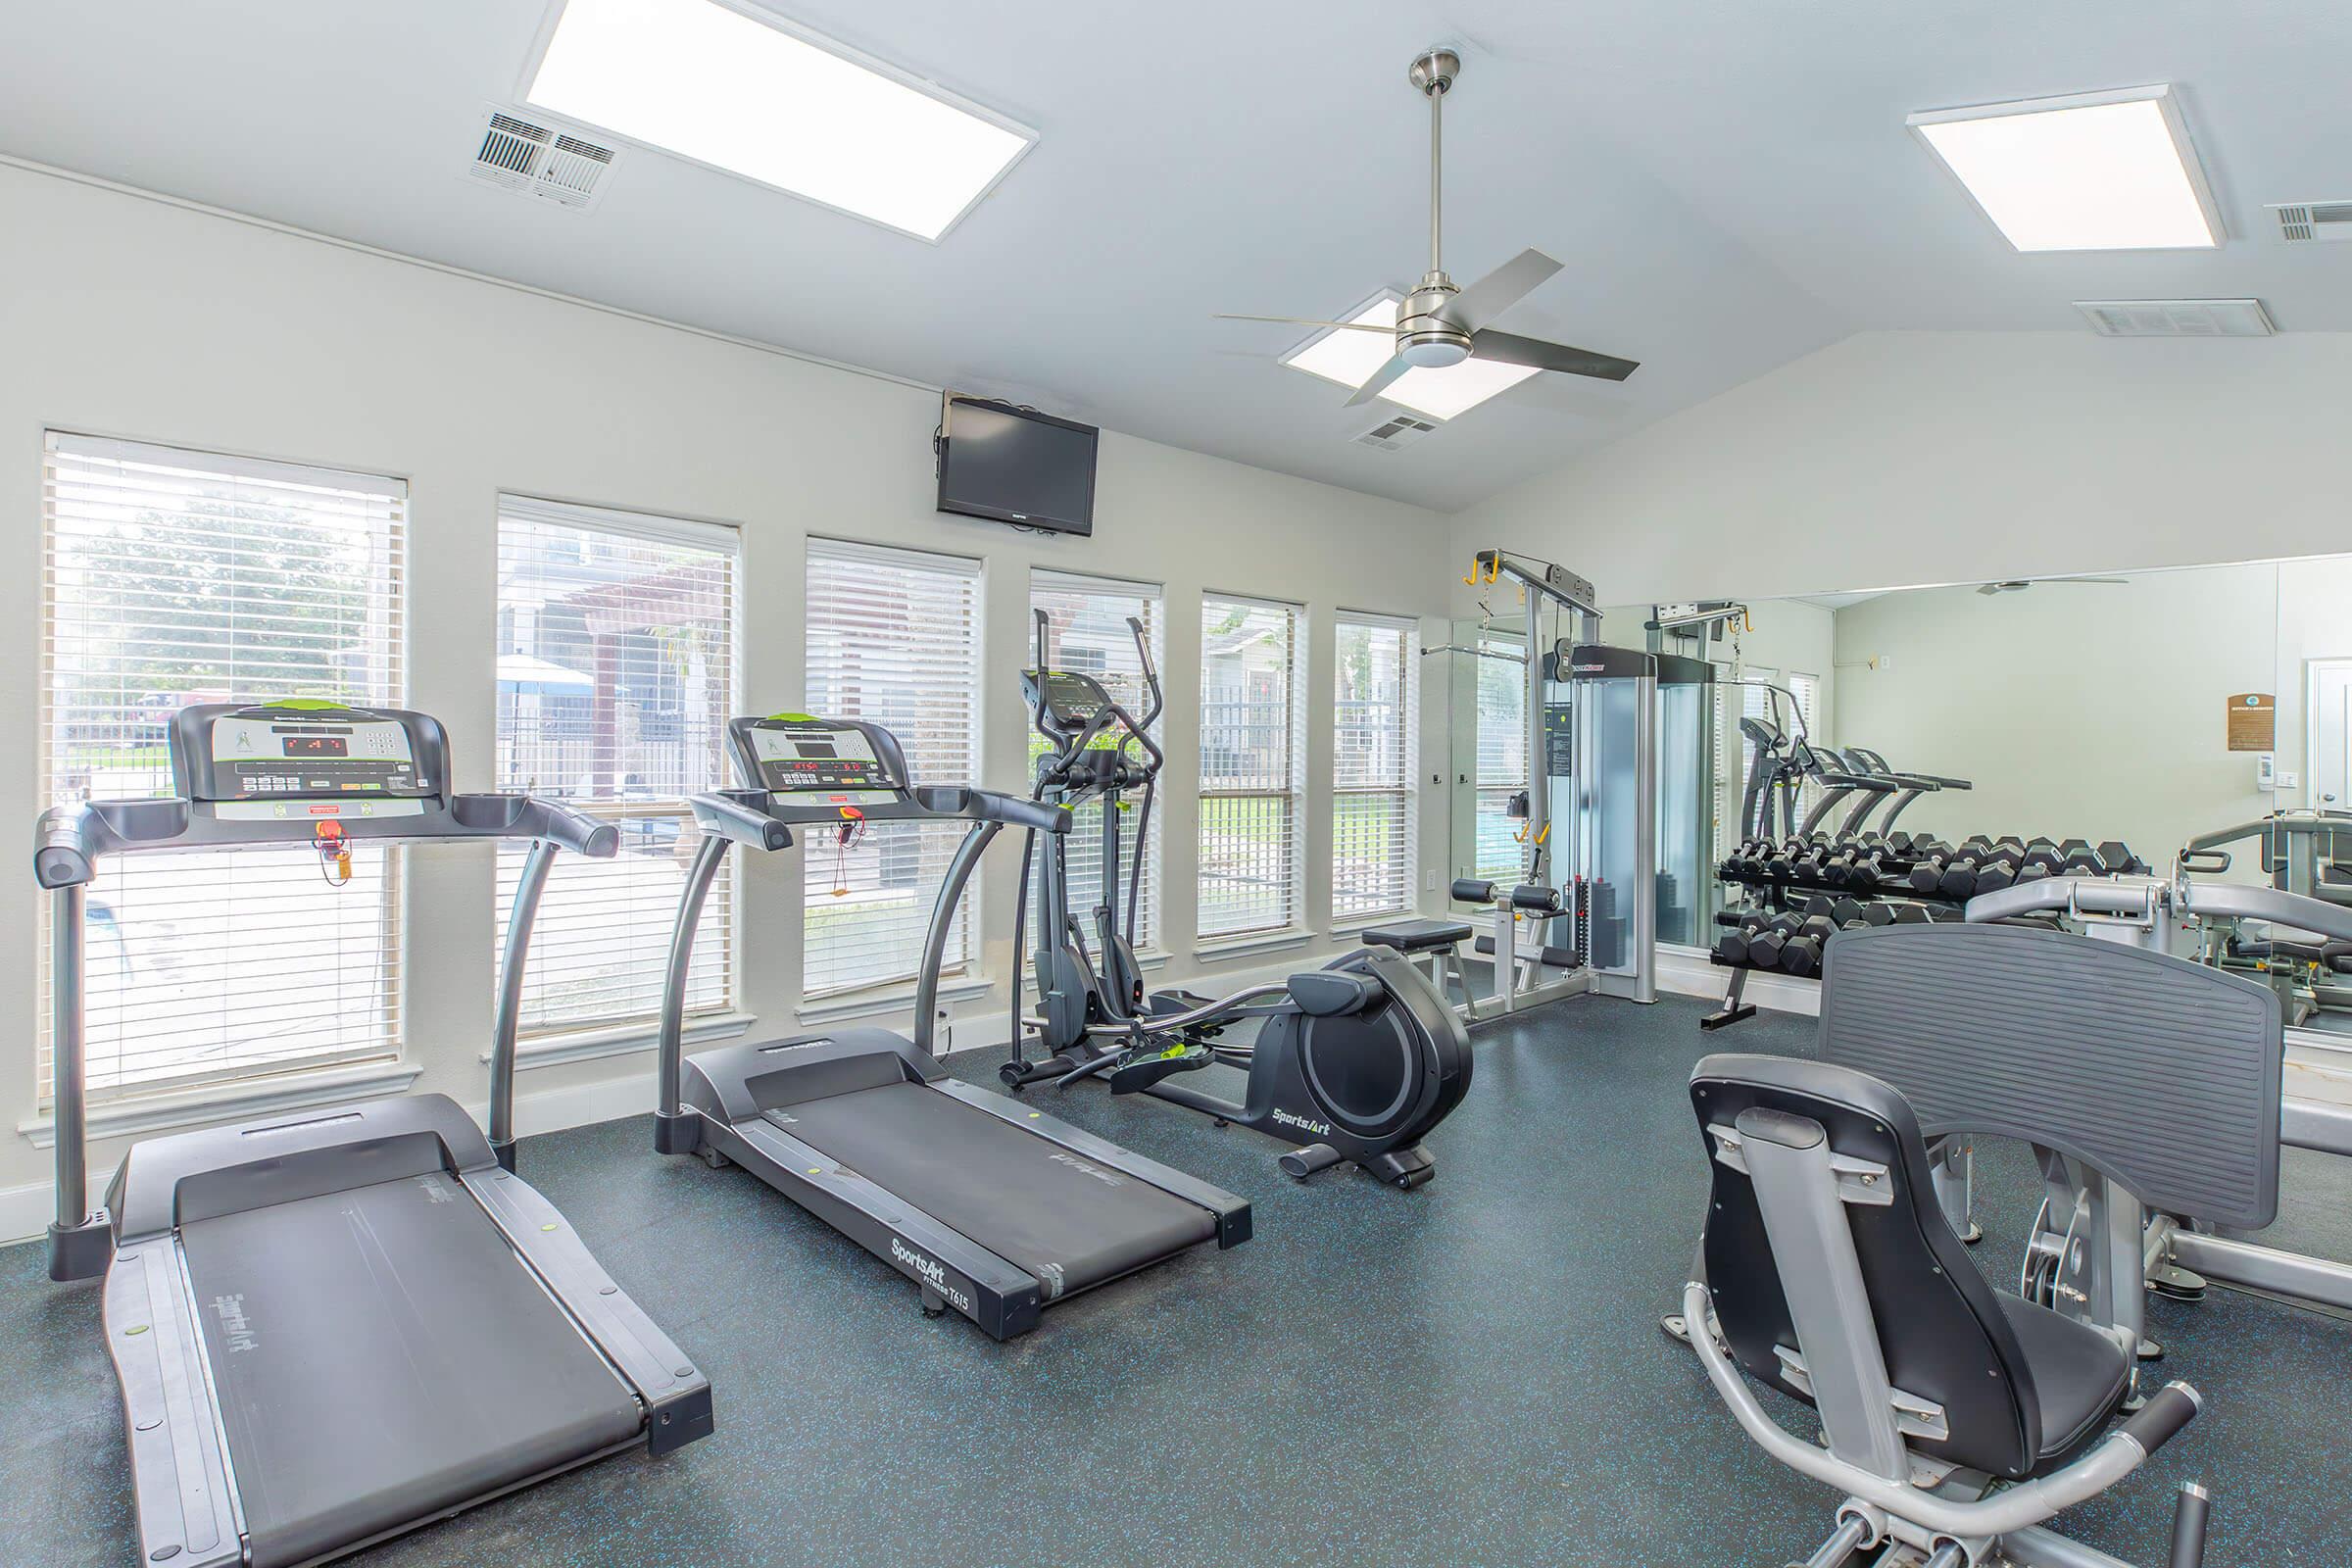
[655,712,1250,1339]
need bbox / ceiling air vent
[2270,202,2352,243]
[1352,413,1440,452]
[2075,299,2276,338]
[466,107,616,211]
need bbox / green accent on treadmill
[764,711,821,723]
[256,698,366,711]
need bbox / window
[1333,613,1417,919]
[805,540,983,997]
[1198,595,1304,939]
[1710,663,1740,860]
[493,498,739,1037]
[1030,570,1163,951]
[1740,665,1781,836]
[1789,671,1826,822]
[39,433,407,1100]
[1472,633,1526,884]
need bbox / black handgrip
[690,792,792,852]
[2169,1482,2211,1568]
[2121,1382,2201,1455]
[913,786,1071,834]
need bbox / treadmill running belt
[770,1082,1216,1296]
[178,1171,644,1568]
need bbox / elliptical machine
[1002,611,1471,1188]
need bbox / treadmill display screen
[749,722,904,796]
[205,715,425,801]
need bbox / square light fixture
[1281,295,1540,421]
[523,0,1035,242]
[1908,85,2222,252]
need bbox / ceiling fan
[1976,577,2132,595]
[1215,48,1640,409]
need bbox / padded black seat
[1359,918,1472,954]
[1690,1054,2136,1483]
[1996,1296,2132,1470]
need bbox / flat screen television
[936,396,1098,536]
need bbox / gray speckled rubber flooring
[6,992,2350,1566]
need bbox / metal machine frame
[1450,549,1662,1010]
[1959,867,2352,1328]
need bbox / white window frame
[1197,592,1307,943]
[37,431,409,1104]
[1029,568,1165,954]
[1331,611,1418,923]
[493,495,743,1046]
[802,537,986,1001]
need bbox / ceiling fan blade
[1470,329,1640,382]
[1449,248,1563,332]
[1345,354,1415,408]
[1213,314,1395,335]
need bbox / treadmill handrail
[688,786,1073,838]
[41,759,608,1270]
[661,769,1075,1124]
[33,791,617,889]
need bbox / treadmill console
[729,715,910,806]
[174,702,438,819]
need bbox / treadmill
[655,712,1250,1339]
[36,701,712,1568]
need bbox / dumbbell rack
[1701,832,2146,1032]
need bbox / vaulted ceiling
[2,0,2343,510]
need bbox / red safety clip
[315,820,353,886]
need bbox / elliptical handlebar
[1029,610,1164,788]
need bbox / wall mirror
[1439,552,2352,1040]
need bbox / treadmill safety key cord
[827,806,867,897]
[314,820,353,886]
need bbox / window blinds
[1789,671,1825,823]
[39,433,408,1100]
[1030,569,1163,950]
[1198,595,1304,938]
[492,497,741,1037]
[1472,632,1527,884]
[1333,613,1416,919]
[804,539,984,997]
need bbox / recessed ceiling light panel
[524,0,1035,242]
[1908,85,2222,252]
[1281,296,1541,421]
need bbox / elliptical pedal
[1105,1043,1211,1094]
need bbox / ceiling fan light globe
[1398,337,1471,368]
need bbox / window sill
[796,974,995,1026]
[1193,927,1315,962]
[21,1057,424,1150]
[479,1011,758,1071]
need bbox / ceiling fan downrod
[1401,48,1470,367]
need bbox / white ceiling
[2,0,2345,511]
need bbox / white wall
[0,163,1454,1226]
[1450,329,2352,610]
[1825,568,2278,863]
